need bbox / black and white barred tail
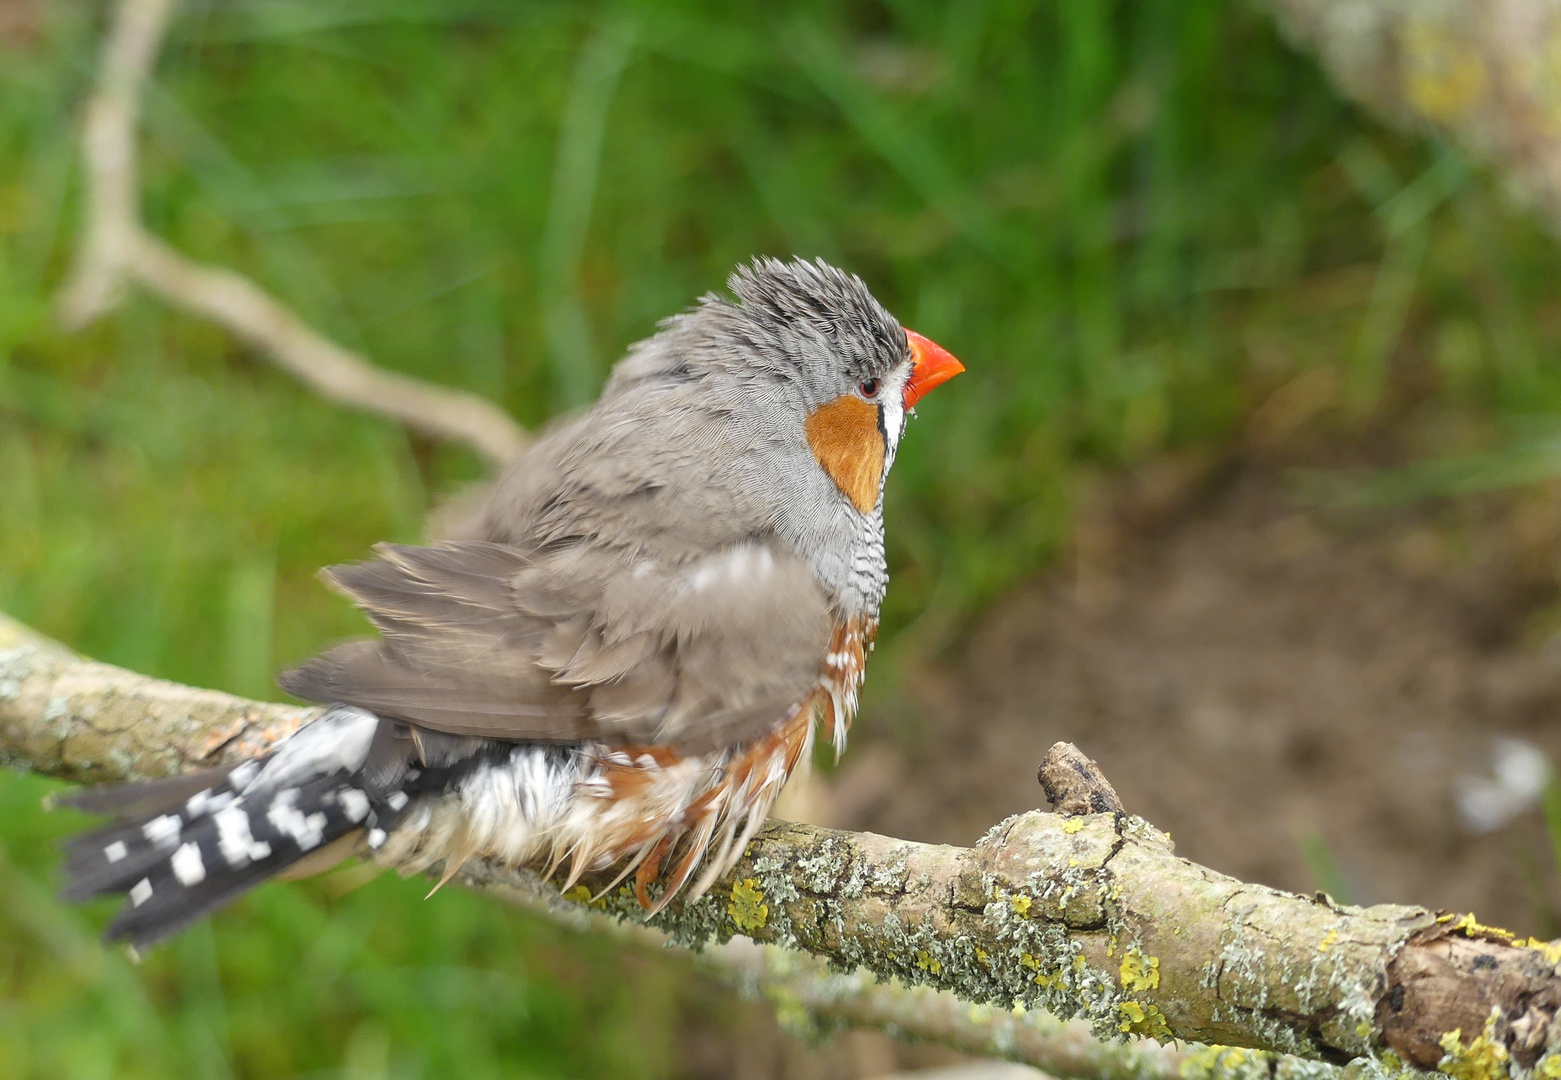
[59,700,761,948]
[59,707,405,949]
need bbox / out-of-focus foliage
[5,0,1561,1076]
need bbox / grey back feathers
[281,539,831,753]
[284,256,909,753]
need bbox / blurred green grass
[7,0,1561,1075]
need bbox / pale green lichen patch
[980,811,1115,927]
[1178,1045,1362,1080]
[791,835,853,894]
[1179,1046,1277,1080]
[634,815,1428,1065]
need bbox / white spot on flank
[368,828,387,849]
[685,544,773,594]
[387,791,408,811]
[339,789,370,823]
[186,788,213,816]
[129,878,152,906]
[142,814,181,849]
[104,840,128,863]
[171,842,205,886]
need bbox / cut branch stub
[1038,741,1124,817]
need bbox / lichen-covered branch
[718,942,1185,1080]
[0,613,1173,1079]
[476,869,1189,1080]
[0,611,315,782]
[4,612,1558,1080]
[56,0,528,469]
[1265,0,1561,233]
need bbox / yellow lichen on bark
[728,878,769,932]
[1437,1013,1510,1080]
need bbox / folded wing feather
[279,539,833,754]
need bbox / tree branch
[56,0,529,470]
[4,611,1558,1079]
[0,612,1174,1079]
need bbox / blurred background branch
[56,0,529,470]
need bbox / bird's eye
[858,378,881,399]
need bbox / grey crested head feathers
[476,256,951,614]
[605,256,911,404]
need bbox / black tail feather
[60,752,389,948]
[54,766,239,818]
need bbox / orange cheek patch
[805,395,885,513]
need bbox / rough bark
[4,612,1558,1079]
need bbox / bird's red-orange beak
[903,330,965,409]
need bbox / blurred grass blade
[1299,424,1561,508]
[224,553,277,701]
[784,23,1014,270]
[1298,829,1354,906]
[1544,769,1561,878]
[540,16,638,411]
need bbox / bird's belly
[377,616,876,909]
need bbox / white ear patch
[879,364,910,472]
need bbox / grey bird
[57,256,964,947]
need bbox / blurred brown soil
[849,462,1561,936]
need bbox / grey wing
[278,540,834,754]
